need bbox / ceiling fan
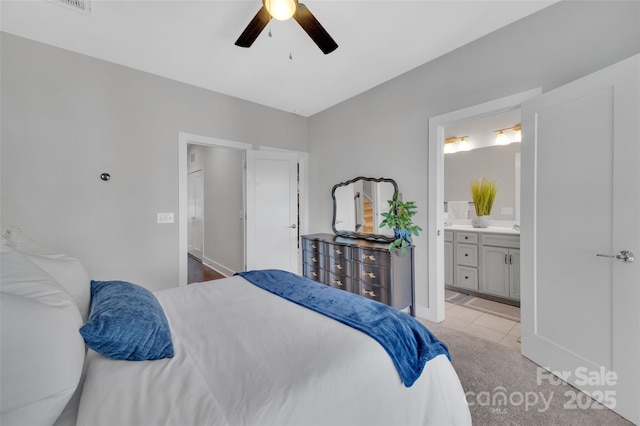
[235,0,338,55]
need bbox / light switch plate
[157,212,174,224]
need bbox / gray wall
[0,32,308,291]
[307,1,640,309]
[445,144,520,221]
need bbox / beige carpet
[423,320,633,425]
[446,290,520,322]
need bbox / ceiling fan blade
[293,3,338,54]
[235,6,272,48]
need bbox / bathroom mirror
[332,177,397,242]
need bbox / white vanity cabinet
[445,228,520,304]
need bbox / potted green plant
[470,178,497,228]
[379,192,422,256]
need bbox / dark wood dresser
[301,233,415,316]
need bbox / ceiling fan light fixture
[264,0,297,20]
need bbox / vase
[471,216,489,228]
[393,228,412,242]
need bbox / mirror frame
[331,176,398,242]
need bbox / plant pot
[471,216,489,228]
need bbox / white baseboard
[201,256,234,277]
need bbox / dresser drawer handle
[334,248,343,255]
[465,253,469,257]
[362,254,376,261]
[312,272,318,277]
[362,271,376,279]
[332,279,343,287]
[312,244,317,249]
[334,263,343,270]
[465,276,469,280]
[362,289,377,297]
[311,257,318,263]
[464,236,469,240]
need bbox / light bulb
[495,131,507,145]
[265,0,297,20]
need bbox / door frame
[178,132,309,286]
[426,88,541,322]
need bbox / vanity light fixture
[444,136,469,154]
[494,124,521,145]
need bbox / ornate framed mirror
[331,177,398,242]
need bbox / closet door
[246,150,299,272]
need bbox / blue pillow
[79,280,174,361]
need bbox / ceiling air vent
[51,0,92,15]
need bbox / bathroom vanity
[445,226,520,305]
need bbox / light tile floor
[442,301,521,351]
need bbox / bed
[1,229,471,426]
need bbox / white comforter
[77,276,471,426]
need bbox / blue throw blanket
[235,269,450,387]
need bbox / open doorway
[426,89,541,323]
[187,144,244,278]
[178,133,308,287]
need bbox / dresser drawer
[456,232,478,244]
[455,265,478,290]
[356,248,391,268]
[327,272,353,292]
[357,264,390,288]
[457,243,478,267]
[327,244,351,261]
[358,282,390,305]
[302,263,324,282]
[327,256,352,276]
[301,238,325,254]
[302,250,325,268]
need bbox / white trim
[425,88,541,322]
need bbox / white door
[246,150,299,272]
[521,55,639,424]
[187,169,204,260]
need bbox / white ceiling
[1,0,557,117]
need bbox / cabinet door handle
[334,248,342,255]
[505,254,508,264]
[312,272,318,277]
[465,276,469,280]
[362,254,376,261]
[362,289,376,297]
[362,271,376,279]
[332,279,343,287]
[312,257,317,263]
[334,263,343,270]
[465,253,469,257]
[509,255,512,265]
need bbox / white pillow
[25,254,91,322]
[0,248,85,426]
[4,227,91,321]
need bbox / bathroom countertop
[444,224,520,235]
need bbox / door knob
[289,224,297,229]
[596,250,635,263]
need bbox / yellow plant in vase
[470,178,497,228]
